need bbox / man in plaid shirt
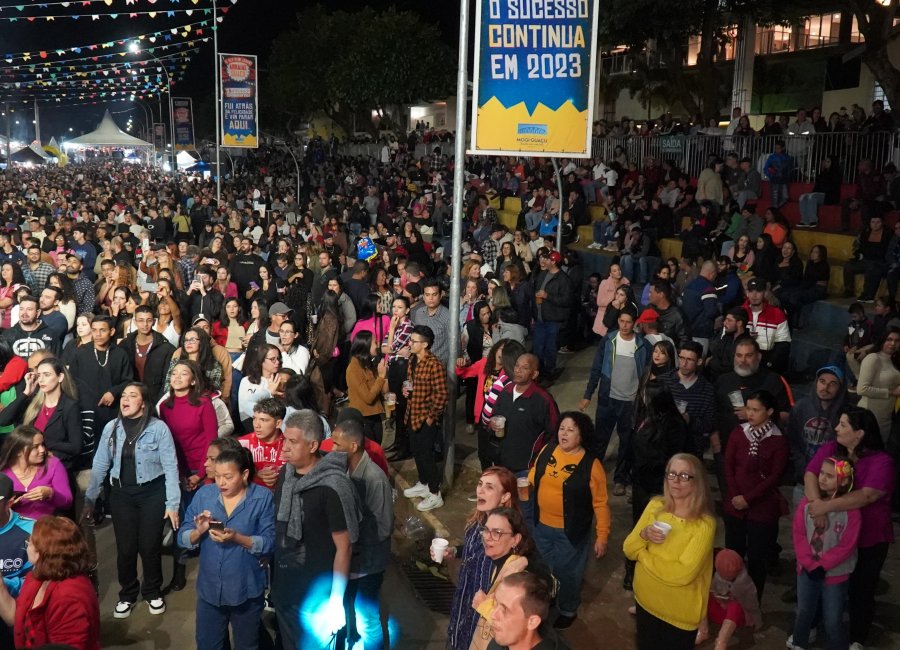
[401,325,448,511]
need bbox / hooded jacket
[786,377,846,483]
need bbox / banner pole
[444,0,471,490]
[213,0,222,205]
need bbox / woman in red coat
[723,389,789,600]
[0,514,100,649]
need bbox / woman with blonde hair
[0,357,82,471]
[623,453,716,650]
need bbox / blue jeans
[770,182,788,208]
[595,397,634,485]
[533,523,591,616]
[593,221,615,245]
[532,320,561,374]
[621,254,647,284]
[196,594,266,650]
[798,192,825,224]
[793,571,848,650]
[340,572,385,650]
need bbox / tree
[265,5,456,134]
[844,0,900,111]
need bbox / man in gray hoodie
[787,365,847,500]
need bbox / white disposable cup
[403,380,414,393]
[727,391,745,408]
[431,538,449,563]
[491,415,507,438]
[652,521,672,538]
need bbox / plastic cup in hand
[385,392,397,406]
[491,415,507,438]
[431,538,449,563]
[727,391,745,408]
[517,477,530,502]
[403,380,414,394]
[652,521,672,538]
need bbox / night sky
[0,0,460,143]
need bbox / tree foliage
[265,5,456,132]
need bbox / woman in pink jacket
[593,262,630,336]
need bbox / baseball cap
[547,251,563,265]
[0,474,12,501]
[816,365,845,383]
[746,277,766,292]
[192,314,211,326]
[635,308,659,325]
[269,302,293,316]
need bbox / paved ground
[91,345,900,649]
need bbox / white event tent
[65,111,153,149]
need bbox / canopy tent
[28,142,50,160]
[65,110,153,149]
[176,150,198,169]
[10,147,47,164]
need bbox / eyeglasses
[665,471,695,482]
[478,526,514,541]
[265,356,281,363]
[184,337,200,344]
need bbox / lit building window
[801,13,841,48]
[850,15,865,43]
[874,84,892,111]
[755,24,793,55]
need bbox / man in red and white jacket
[743,277,791,373]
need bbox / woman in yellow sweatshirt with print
[624,453,716,650]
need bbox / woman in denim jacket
[84,382,181,620]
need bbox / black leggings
[635,603,696,650]
[724,514,778,600]
[849,542,889,645]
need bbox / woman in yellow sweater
[345,331,387,444]
[623,453,716,650]
[527,411,610,629]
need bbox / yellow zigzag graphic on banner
[475,96,588,155]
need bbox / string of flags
[0,0,237,22]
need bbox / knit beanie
[715,549,744,581]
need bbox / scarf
[742,420,774,456]
[276,451,361,545]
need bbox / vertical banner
[172,98,196,152]
[470,0,599,157]
[152,123,166,152]
[220,53,258,148]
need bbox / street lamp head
[129,42,140,54]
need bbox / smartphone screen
[208,520,225,531]
[250,282,260,291]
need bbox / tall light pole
[213,0,222,205]
[274,139,300,206]
[130,42,176,175]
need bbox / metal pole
[444,0,471,490]
[213,0,222,205]
[552,158,564,252]
[4,103,10,168]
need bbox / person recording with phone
[178,446,275,650]
[186,264,224,325]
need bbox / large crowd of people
[0,124,894,650]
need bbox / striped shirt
[411,304,451,367]
[480,370,510,426]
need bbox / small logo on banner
[517,123,548,135]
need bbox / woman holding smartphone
[178,447,275,650]
[84,382,180,619]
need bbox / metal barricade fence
[591,131,899,184]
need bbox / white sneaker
[403,482,429,498]
[148,598,166,615]
[113,601,135,619]
[849,643,864,650]
[417,492,444,511]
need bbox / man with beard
[786,366,845,497]
[706,307,748,381]
[229,237,264,300]
[64,252,96,315]
[712,336,793,493]
[185,264,223,323]
[1,295,59,359]
[23,244,55,294]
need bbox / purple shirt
[806,441,895,548]
[3,455,73,520]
